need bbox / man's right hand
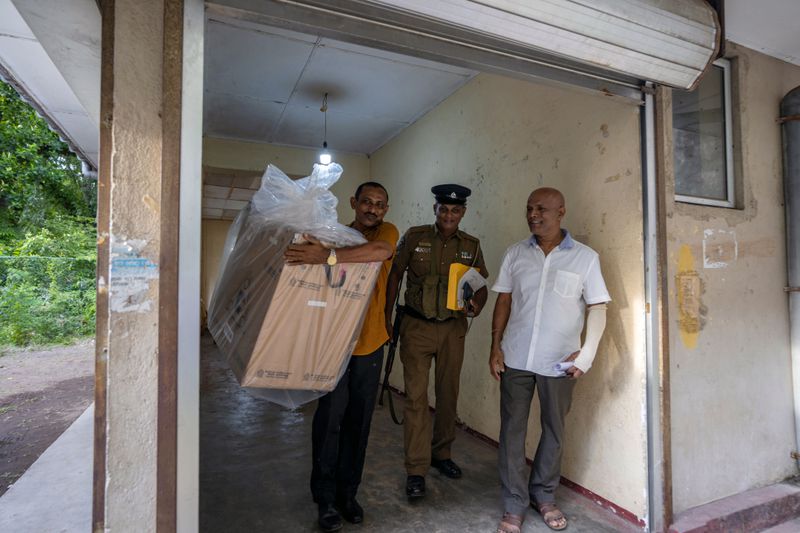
[489,346,505,381]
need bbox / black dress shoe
[336,496,364,524]
[431,458,462,479]
[406,475,426,499]
[318,503,343,532]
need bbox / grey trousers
[498,366,575,516]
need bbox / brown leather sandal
[496,512,523,533]
[536,502,567,531]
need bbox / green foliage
[0,217,96,346]
[0,80,96,242]
[0,80,96,347]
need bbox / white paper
[458,268,487,308]
[553,361,574,374]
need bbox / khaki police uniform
[394,223,488,476]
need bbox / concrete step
[669,481,800,533]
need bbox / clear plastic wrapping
[207,164,379,408]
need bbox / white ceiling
[0,0,100,167]
[203,16,476,155]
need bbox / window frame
[674,58,735,208]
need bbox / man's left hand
[284,234,329,265]
[466,297,483,317]
[563,350,584,379]
[466,286,488,317]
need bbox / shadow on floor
[199,333,641,532]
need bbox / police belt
[402,305,457,323]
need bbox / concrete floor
[199,334,641,532]
[0,405,93,532]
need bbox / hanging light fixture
[319,92,332,165]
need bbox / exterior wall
[666,42,800,514]
[370,73,649,519]
[200,138,370,309]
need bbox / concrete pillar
[94,0,202,531]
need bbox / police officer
[385,184,489,499]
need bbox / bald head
[528,187,565,208]
[526,187,566,240]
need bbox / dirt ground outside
[0,340,94,496]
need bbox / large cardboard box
[208,215,380,392]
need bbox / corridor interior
[198,333,640,532]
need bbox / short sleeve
[393,229,412,272]
[376,223,400,268]
[583,255,611,305]
[474,241,489,278]
[376,222,400,251]
[491,246,515,293]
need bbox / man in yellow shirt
[284,181,399,533]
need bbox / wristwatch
[326,249,337,266]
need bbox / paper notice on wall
[109,237,159,313]
[703,229,737,269]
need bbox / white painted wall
[667,42,800,514]
[370,73,649,519]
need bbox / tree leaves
[0,80,96,240]
[0,80,96,346]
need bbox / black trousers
[310,346,384,505]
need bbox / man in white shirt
[489,187,610,533]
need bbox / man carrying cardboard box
[284,181,399,533]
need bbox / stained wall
[370,73,649,519]
[666,42,800,513]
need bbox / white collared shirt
[491,231,610,376]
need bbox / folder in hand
[446,263,487,311]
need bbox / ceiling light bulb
[319,151,332,165]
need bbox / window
[672,58,735,207]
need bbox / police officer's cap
[431,184,471,205]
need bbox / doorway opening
[198,11,648,531]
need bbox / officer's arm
[284,235,392,265]
[468,286,489,317]
[466,241,489,316]
[475,243,489,278]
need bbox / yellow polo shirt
[352,220,399,356]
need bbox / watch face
[327,250,337,266]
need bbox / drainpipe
[81,160,98,181]
[781,86,800,468]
